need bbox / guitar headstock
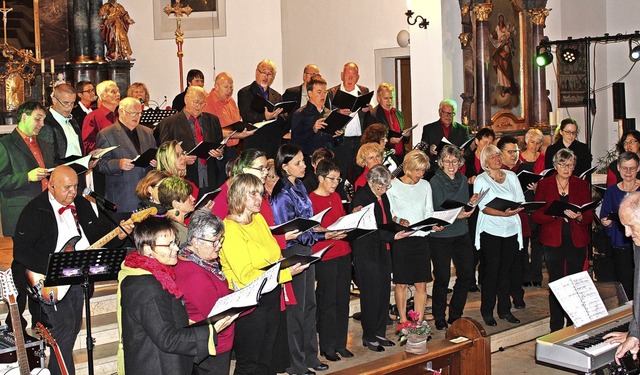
[35,322,58,347]
[414,141,428,153]
[0,268,18,305]
[130,206,158,223]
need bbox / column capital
[527,8,551,26]
[459,32,471,48]
[461,4,470,18]
[472,3,493,22]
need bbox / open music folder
[548,271,608,327]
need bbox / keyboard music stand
[43,248,128,375]
[139,109,177,127]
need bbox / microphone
[148,99,161,111]
[383,148,395,162]
[83,187,117,212]
[159,96,167,110]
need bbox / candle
[40,59,45,73]
[548,111,555,126]
[50,59,55,74]
[557,109,562,125]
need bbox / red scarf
[124,251,183,299]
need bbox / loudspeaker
[624,118,636,132]
[612,82,626,120]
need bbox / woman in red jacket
[532,148,593,332]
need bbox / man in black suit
[365,82,409,163]
[327,62,370,182]
[237,59,289,159]
[71,80,96,131]
[421,99,470,176]
[283,64,321,117]
[158,86,224,193]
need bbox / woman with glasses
[157,140,199,200]
[351,165,413,352]
[544,118,592,177]
[354,143,384,191]
[360,123,398,173]
[158,176,195,243]
[600,152,640,300]
[270,143,345,374]
[174,209,234,375]
[606,130,640,186]
[429,145,477,330]
[532,148,594,332]
[309,159,353,362]
[117,216,235,374]
[221,174,309,374]
[386,150,436,329]
[474,144,525,327]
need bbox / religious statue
[99,0,135,61]
[491,14,516,96]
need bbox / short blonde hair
[227,174,264,216]
[156,140,185,177]
[403,149,430,173]
[356,143,384,168]
[524,128,544,145]
[127,82,150,105]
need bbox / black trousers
[315,254,351,354]
[510,237,527,305]
[479,232,518,318]
[544,243,587,332]
[282,244,322,374]
[429,234,474,321]
[41,285,84,375]
[353,243,391,342]
[233,288,281,375]
[612,246,635,300]
[193,349,231,375]
[523,220,544,284]
[334,136,361,183]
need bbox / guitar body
[0,363,51,374]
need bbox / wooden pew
[332,317,490,375]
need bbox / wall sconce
[405,10,429,29]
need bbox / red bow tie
[58,205,76,215]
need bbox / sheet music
[548,271,608,327]
[430,207,463,224]
[309,207,331,223]
[252,119,275,128]
[327,203,376,231]
[474,188,489,206]
[206,264,279,319]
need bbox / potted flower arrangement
[396,310,431,354]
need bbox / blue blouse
[600,184,639,248]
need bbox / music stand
[43,248,128,375]
[139,109,177,127]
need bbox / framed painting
[153,0,226,39]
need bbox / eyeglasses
[247,165,269,173]
[624,139,639,146]
[562,130,577,136]
[504,149,520,155]
[123,109,142,117]
[178,151,188,157]
[155,240,180,249]
[198,236,224,247]
[191,100,206,107]
[304,72,319,77]
[620,166,638,173]
[81,88,96,93]
[258,69,275,77]
[53,95,73,108]
[375,183,392,190]
[556,163,576,169]
[440,110,455,116]
[441,159,460,166]
[323,176,343,183]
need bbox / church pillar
[89,0,104,61]
[528,8,551,126]
[459,2,476,131]
[472,2,493,128]
[73,0,90,62]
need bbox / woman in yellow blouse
[219,173,308,374]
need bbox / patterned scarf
[124,251,183,299]
[179,247,226,281]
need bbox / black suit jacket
[237,81,288,158]
[38,109,83,165]
[283,84,304,116]
[0,129,54,236]
[420,119,470,149]
[327,84,370,134]
[157,110,223,191]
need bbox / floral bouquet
[395,310,432,346]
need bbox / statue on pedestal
[99,0,135,61]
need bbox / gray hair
[439,99,457,113]
[618,151,640,167]
[183,209,224,249]
[367,164,391,187]
[552,147,577,167]
[480,144,500,171]
[524,128,544,145]
[438,144,463,166]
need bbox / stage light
[561,48,578,63]
[536,43,553,67]
[629,40,640,62]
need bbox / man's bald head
[620,192,640,246]
[214,72,234,101]
[50,165,79,206]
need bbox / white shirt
[473,171,524,249]
[49,192,90,253]
[387,178,434,237]
[50,108,82,158]
[78,101,93,114]
[339,84,364,137]
[300,84,309,107]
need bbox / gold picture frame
[153,0,226,40]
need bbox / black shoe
[362,340,385,352]
[469,285,480,293]
[499,313,520,324]
[435,319,449,330]
[483,315,497,326]
[312,363,329,371]
[337,348,354,358]
[513,301,526,309]
[522,281,533,287]
[321,352,340,362]
[447,317,459,325]
[376,336,396,347]
[291,371,316,375]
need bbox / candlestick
[40,59,45,73]
[50,59,54,74]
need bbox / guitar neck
[8,303,31,375]
[87,227,120,249]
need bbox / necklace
[490,170,504,183]
[620,181,639,193]
[557,177,569,196]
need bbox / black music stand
[43,248,128,375]
[139,109,177,127]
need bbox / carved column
[459,1,475,130]
[89,0,104,61]
[472,2,492,128]
[528,8,551,126]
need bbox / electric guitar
[35,323,68,375]
[25,206,157,305]
[391,141,428,179]
[0,269,50,375]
